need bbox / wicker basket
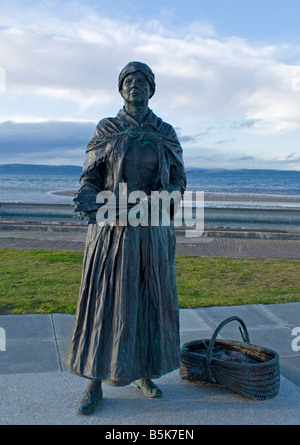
[180,316,280,400]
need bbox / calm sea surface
[1,169,300,209]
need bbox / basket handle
[205,316,250,381]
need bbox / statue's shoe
[131,378,162,398]
[77,382,103,416]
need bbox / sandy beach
[204,193,300,203]
[52,190,300,203]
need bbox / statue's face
[121,71,152,106]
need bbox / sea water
[1,169,300,208]
[0,173,78,205]
[1,169,300,227]
[186,169,300,209]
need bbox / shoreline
[204,193,300,203]
[51,190,300,204]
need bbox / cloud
[0,120,95,164]
[215,138,236,145]
[286,152,300,161]
[1,1,300,171]
[271,151,300,164]
[174,127,209,144]
[231,120,259,130]
[0,2,300,137]
[184,147,300,171]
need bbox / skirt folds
[64,222,180,385]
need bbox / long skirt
[64,222,180,385]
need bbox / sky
[1,0,300,170]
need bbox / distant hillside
[0,164,82,175]
[0,164,296,176]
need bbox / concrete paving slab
[57,339,69,371]
[0,314,54,340]
[0,304,299,425]
[1,341,60,374]
[179,309,212,332]
[180,331,214,347]
[202,323,295,354]
[280,356,300,388]
[260,303,300,327]
[0,371,299,425]
[236,327,297,357]
[196,304,284,331]
[52,313,74,338]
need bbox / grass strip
[0,248,299,314]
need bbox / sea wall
[1,202,300,229]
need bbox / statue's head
[118,62,156,99]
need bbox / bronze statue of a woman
[64,62,186,415]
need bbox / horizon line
[0,163,300,173]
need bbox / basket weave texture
[180,316,280,400]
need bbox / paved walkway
[0,303,299,425]
[1,225,300,258]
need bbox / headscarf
[118,61,156,98]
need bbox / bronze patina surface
[64,62,186,415]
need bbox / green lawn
[0,249,82,314]
[176,255,300,307]
[0,248,299,314]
